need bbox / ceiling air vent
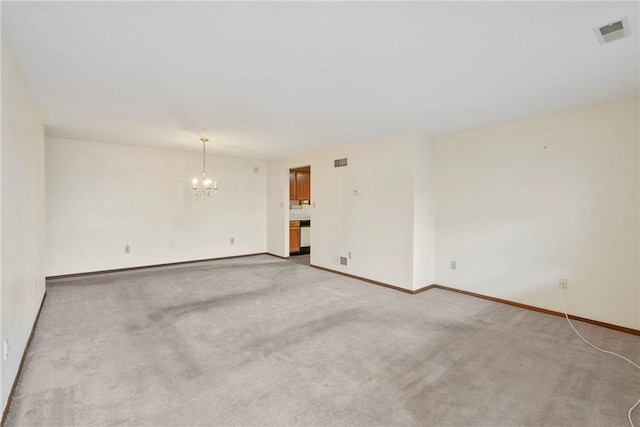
[334,158,348,167]
[594,17,631,44]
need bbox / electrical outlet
[3,340,8,360]
[125,244,130,254]
[450,261,457,270]
[559,278,568,289]
[230,237,235,245]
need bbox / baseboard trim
[46,253,268,280]
[308,265,639,336]
[1,292,47,426]
[310,265,433,295]
[431,285,640,336]
[414,284,436,294]
[47,257,640,335]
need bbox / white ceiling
[2,1,638,159]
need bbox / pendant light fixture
[192,137,218,196]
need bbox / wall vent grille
[594,17,631,44]
[334,158,348,167]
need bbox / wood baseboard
[413,284,435,294]
[46,253,268,281]
[310,265,433,295]
[1,292,47,426]
[431,284,640,336]
[47,256,640,334]
[308,265,639,336]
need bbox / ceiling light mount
[192,137,218,196]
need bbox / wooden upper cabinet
[289,171,296,201]
[289,169,311,202]
[295,171,310,201]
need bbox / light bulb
[192,178,198,189]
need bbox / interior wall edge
[1,32,46,415]
[0,292,46,427]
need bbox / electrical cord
[560,288,640,427]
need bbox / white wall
[434,98,640,329]
[46,138,267,276]
[266,156,291,258]
[1,34,46,413]
[413,134,436,288]
[268,132,436,291]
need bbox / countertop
[289,215,311,221]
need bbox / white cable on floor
[560,288,640,427]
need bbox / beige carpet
[288,254,310,266]
[6,255,640,426]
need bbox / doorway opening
[289,166,311,265]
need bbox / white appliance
[300,220,311,254]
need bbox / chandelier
[192,137,218,196]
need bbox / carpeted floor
[288,254,310,266]
[6,255,640,426]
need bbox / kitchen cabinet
[295,171,310,200]
[289,172,296,201]
[289,170,310,202]
[289,220,300,254]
